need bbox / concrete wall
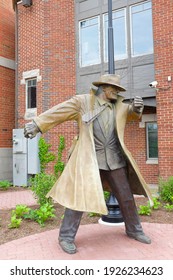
[0,148,13,181]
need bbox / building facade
[12,0,173,185]
[0,0,15,181]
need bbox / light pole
[108,0,115,74]
[100,0,124,224]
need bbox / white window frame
[21,69,41,120]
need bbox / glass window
[146,123,158,159]
[104,9,127,61]
[79,16,100,67]
[131,1,153,56]
[26,78,37,109]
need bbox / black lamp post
[100,0,123,224]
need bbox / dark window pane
[147,123,158,159]
[27,79,37,108]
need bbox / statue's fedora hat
[92,74,126,92]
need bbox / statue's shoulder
[75,93,93,102]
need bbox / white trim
[139,113,157,128]
[21,69,41,84]
[24,108,37,120]
[0,56,15,70]
[146,159,158,165]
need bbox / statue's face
[103,85,119,101]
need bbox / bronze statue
[24,74,153,254]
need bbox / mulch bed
[0,187,173,245]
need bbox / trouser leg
[100,168,143,235]
[58,208,83,242]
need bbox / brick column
[152,0,173,179]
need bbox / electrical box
[28,134,40,174]
[13,129,40,186]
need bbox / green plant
[54,135,65,178]
[104,191,110,201]
[0,180,12,190]
[23,208,38,221]
[159,176,173,204]
[152,197,161,210]
[88,212,101,217]
[23,203,55,227]
[8,214,22,229]
[35,203,56,226]
[30,173,56,205]
[138,204,151,216]
[38,137,55,173]
[164,203,173,211]
[12,204,31,218]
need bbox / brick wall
[16,0,172,185]
[125,112,159,185]
[17,0,76,169]
[152,0,173,180]
[0,0,15,148]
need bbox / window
[79,16,100,67]
[146,123,158,160]
[104,9,127,61]
[130,1,153,56]
[26,78,37,109]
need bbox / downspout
[15,4,18,128]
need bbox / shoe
[127,232,151,244]
[59,240,77,254]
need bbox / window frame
[146,122,158,161]
[130,0,154,57]
[25,78,37,110]
[103,7,127,62]
[79,15,101,67]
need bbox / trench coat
[34,93,153,215]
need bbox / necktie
[82,103,109,125]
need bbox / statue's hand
[24,121,40,139]
[132,96,144,114]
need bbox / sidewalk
[0,189,173,260]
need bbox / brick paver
[0,190,173,260]
[0,223,173,260]
[0,190,37,209]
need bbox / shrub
[159,176,173,204]
[54,135,65,178]
[164,203,173,211]
[138,204,151,216]
[0,180,12,190]
[8,215,22,229]
[12,204,31,218]
[152,197,161,210]
[30,173,56,205]
[23,203,55,227]
[38,137,55,173]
